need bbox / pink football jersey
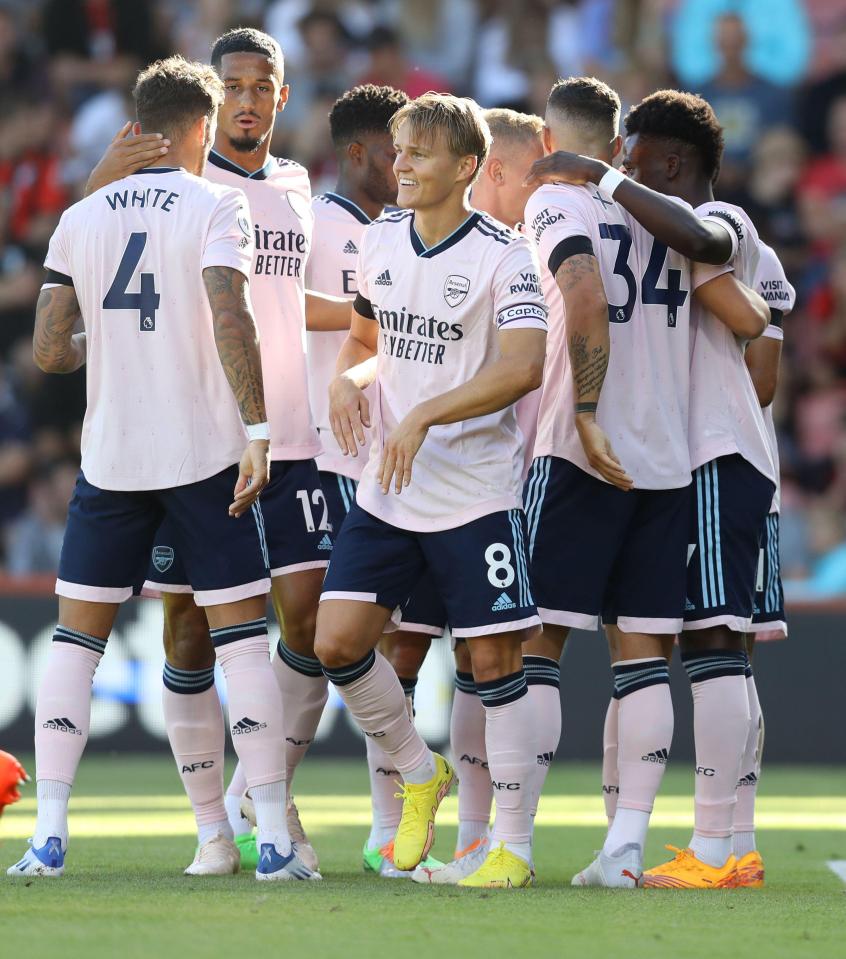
[525,183,728,489]
[43,167,253,491]
[354,209,548,532]
[206,150,319,461]
[305,193,375,480]
[753,242,796,513]
[690,201,775,483]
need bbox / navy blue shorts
[319,471,447,637]
[749,512,787,639]
[322,502,537,638]
[684,454,776,632]
[57,468,270,607]
[524,456,690,634]
[319,469,359,536]
[145,459,332,593]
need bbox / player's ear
[277,84,289,113]
[347,141,365,167]
[457,154,478,184]
[666,151,681,180]
[610,134,623,162]
[542,124,553,156]
[486,156,504,185]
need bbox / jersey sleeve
[755,242,795,341]
[202,187,254,277]
[352,226,375,319]
[43,210,74,287]
[524,186,594,279]
[491,237,548,332]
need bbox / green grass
[2,757,844,959]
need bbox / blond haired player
[318,93,548,889]
[413,107,552,885]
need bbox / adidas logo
[374,269,392,286]
[642,748,669,764]
[43,717,82,735]
[491,592,516,612]
[232,717,267,735]
[536,751,554,767]
[318,533,333,551]
[737,772,759,787]
[343,240,358,254]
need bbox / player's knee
[380,633,430,678]
[162,595,214,669]
[468,636,524,684]
[280,606,318,657]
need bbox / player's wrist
[597,165,626,197]
[245,421,270,441]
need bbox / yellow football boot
[457,842,534,889]
[392,753,455,871]
[734,851,764,888]
[642,845,738,889]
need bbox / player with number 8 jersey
[315,93,548,889]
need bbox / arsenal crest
[444,274,470,307]
[152,545,175,573]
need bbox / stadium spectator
[4,457,76,574]
[698,14,793,188]
[671,0,811,88]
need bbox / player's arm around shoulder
[526,152,734,265]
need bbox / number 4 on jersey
[103,232,160,331]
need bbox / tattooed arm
[202,265,270,515]
[33,285,87,373]
[557,252,633,490]
[203,266,267,425]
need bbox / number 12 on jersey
[103,232,160,331]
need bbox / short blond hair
[483,108,543,151]
[390,92,491,183]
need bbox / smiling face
[392,119,476,211]
[217,51,288,154]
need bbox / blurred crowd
[0,0,845,597]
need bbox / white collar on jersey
[207,149,276,181]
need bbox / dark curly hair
[625,90,724,184]
[329,84,409,147]
[211,28,284,79]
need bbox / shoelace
[394,783,426,829]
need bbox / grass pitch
[2,756,844,959]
